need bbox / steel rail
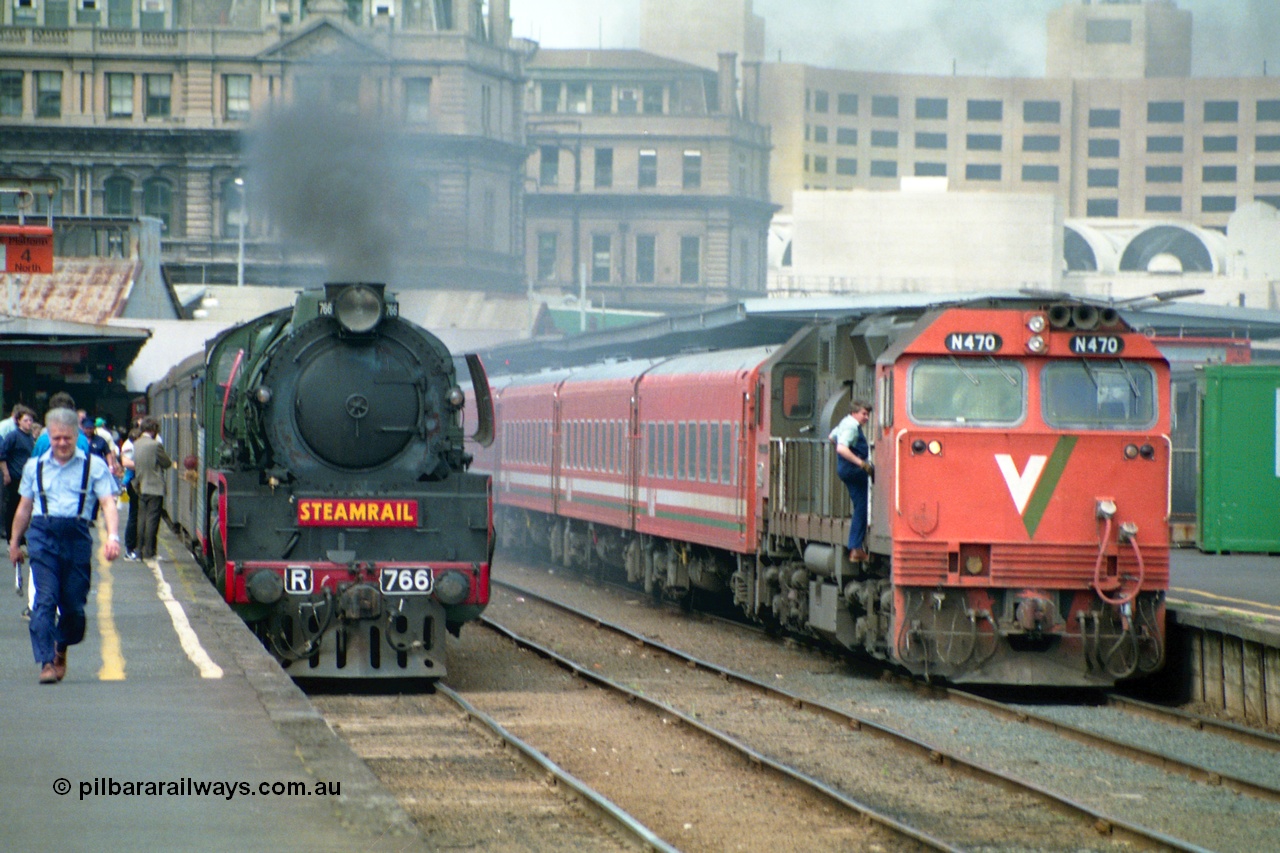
[1106,693,1280,753]
[494,578,1214,853]
[434,682,679,853]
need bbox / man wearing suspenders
[9,408,121,684]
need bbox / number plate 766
[380,568,434,594]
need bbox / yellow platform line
[96,539,126,681]
[1169,586,1280,615]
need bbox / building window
[1203,165,1237,182]
[1257,165,1280,182]
[143,177,172,233]
[813,125,828,143]
[1146,196,1182,213]
[0,71,21,117]
[1204,136,1237,153]
[915,97,947,120]
[1089,108,1120,128]
[36,71,62,118]
[635,234,655,283]
[966,163,1001,181]
[1258,100,1280,122]
[1257,195,1280,210]
[1202,196,1236,213]
[837,93,857,115]
[915,131,946,149]
[107,73,134,119]
[836,158,857,176]
[618,88,638,114]
[539,146,559,186]
[966,134,1001,151]
[104,176,133,215]
[594,148,613,188]
[591,234,611,282]
[224,74,250,121]
[867,160,895,178]
[679,235,700,284]
[812,90,829,113]
[221,178,245,238]
[566,83,587,114]
[638,149,657,188]
[540,82,560,113]
[332,76,359,113]
[967,99,1002,121]
[813,156,828,174]
[1087,19,1132,43]
[1088,168,1119,188]
[1147,101,1184,123]
[682,150,702,189]
[836,127,857,145]
[405,78,431,122]
[1088,138,1119,157]
[870,129,898,148]
[1021,165,1058,182]
[1147,135,1183,153]
[1087,199,1119,217]
[1024,135,1060,152]
[1146,165,1183,182]
[536,233,557,281]
[643,85,663,114]
[871,95,898,118]
[591,83,611,114]
[1204,100,1238,122]
[915,162,946,177]
[1259,135,1280,152]
[145,74,171,118]
[1023,100,1060,123]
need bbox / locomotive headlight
[448,386,465,408]
[255,386,273,405]
[1026,334,1047,354]
[1027,314,1047,333]
[335,285,383,334]
[433,570,471,605]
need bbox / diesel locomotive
[152,283,494,679]
[472,297,1170,686]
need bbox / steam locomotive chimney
[717,52,739,117]
[489,0,510,46]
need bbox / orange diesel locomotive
[477,298,1169,685]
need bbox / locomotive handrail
[768,437,849,521]
[219,348,244,442]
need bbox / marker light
[927,440,942,455]
[1027,314,1047,333]
[1124,444,1139,459]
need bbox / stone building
[0,0,529,291]
[523,48,775,310]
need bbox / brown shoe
[53,648,67,682]
[39,663,58,684]
[849,549,869,563]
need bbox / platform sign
[0,225,54,274]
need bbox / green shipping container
[1198,364,1280,553]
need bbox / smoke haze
[509,0,1280,77]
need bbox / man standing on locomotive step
[830,398,873,563]
[10,408,121,684]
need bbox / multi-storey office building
[0,0,528,290]
[757,1,1280,230]
[524,49,775,310]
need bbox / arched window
[104,176,133,216]
[220,177,246,238]
[142,177,172,233]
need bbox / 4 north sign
[0,226,54,274]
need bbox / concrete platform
[0,522,428,853]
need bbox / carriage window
[720,423,733,484]
[709,423,719,483]
[1042,362,1156,429]
[780,368,815,418]
[909,359,1025,425]
[678,423,688,479]
[699,423,709,481]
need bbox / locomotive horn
[1071,304,1099,330]
[1047,304,1072,329]
[1098,306,1121,327]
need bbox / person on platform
[118,423,142,561]
[32,393,88,457]
[10,407,120,684]
[131,418,171,563]
[829,398,874,563]
[0,404,38,541]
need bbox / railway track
[490,560,1280,852]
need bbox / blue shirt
[828,414,864,448]
[19,448,119,520]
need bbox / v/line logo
[994,436,1078,537]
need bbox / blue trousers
[27,516,93,666]
[837,457,869,551]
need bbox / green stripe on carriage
[653,508,743,531]
[1021,435,1078,538]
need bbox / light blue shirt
[828,414,863,448]
[33,430,90,457]
[19,448,119,520]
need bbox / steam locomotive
[151,283,494,679]
[472,297,1169,686]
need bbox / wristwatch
[108,534,120,542]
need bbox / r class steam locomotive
[151,283,494,679]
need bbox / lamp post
[234,177,245,287]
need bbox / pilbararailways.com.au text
[55,777,340,801]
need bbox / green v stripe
[1022,435,1077,538]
